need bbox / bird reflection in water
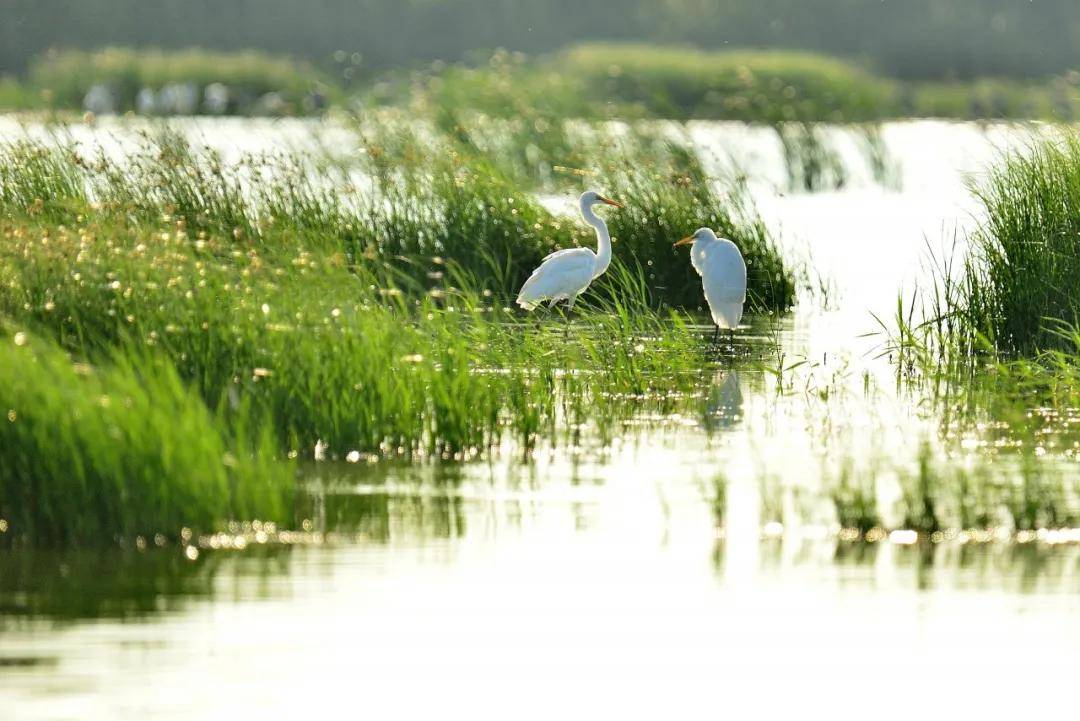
[704,370,743,432]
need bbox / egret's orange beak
[673,235,694,248]
[598,195,624,208]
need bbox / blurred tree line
[2,0,1077,79]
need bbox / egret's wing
[689,244,708,277]
[516,248,596,309]
[541,246,589,262]
[700,239,747,303]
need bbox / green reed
[959,133,1080,355]
[0,325,291,546]
[880,133,1080,375]
[0,126,803,546]
[0,135,716,456]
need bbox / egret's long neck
[582,202,612,278]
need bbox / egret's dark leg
[712,325,719,344]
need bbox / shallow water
[2,116,1078,719]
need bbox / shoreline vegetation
[891,132,1080,364]
[0,125,794,546]
[881,133,1080,522]
[0,44,1077,122]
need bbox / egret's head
[673,227,716,248]
[580,190,623,210]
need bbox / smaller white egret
[674,228,747,342]
[516,190,623,312]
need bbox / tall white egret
[516,190,623,311]
[674,228,747,341]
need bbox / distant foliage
[2,0,1078,81]
[380,45,1080,123]
[561,44,896,123]
[27,47,328,114]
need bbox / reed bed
[375,117,800,308]
[0,132,742,546]
[0,325,291,546]
[960,133,1080,355]
[0,115,803,546]
[898,132,1080,364]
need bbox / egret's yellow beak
[598,196,624,208]
[673,235,694,247]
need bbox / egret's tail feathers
[711,302,744,330]
[516,272,543,311]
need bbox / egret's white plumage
[516,191,622,311]
[675,227,747,330]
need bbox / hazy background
[2,0,1078,79]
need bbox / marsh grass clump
[406,50,591,120]
[385,44,899,123]
[375,44,1079,124]
[270,120,590,294]
[929,133,1080,357]
[433,111,588,191]
[0,142,89,220]
[336,120,798,310]
[0,326,291,547]
[0,77,35,111]
[0,127,803,552]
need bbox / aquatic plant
[0,326,291,546]
[907,78,1080,122]
[0,76,35,111]
[958,133,1080,354]
[0,125,792,547]
[0,138,713,459]
[0,141,88,220]
[892,132,1080,365]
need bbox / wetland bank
[1,110,1079,719]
